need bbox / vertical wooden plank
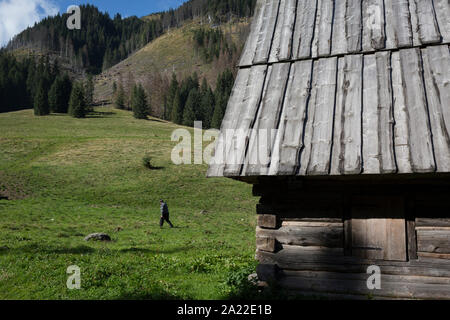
[399,48,436,173]
[253,0,281,64]
[421,45,450,172]
[245,63,291,176]
[362,54,381,174]
[408,0,422,46]
[331,0,347,55]
[269,0,297,63]
[433,0,450,43]
[385,0,413,49]
[207,68,251,177]
[292,0,318,59]
[375,51,397,174]
[414,0,442,45]
[298,61,319,176]
[391,51,413,174]
[363,52,397,174]
[311,0,322,58]
[346,0,363,53]
[317,0,335,57]
[305,57,338,175]
[362,0,386,51]
[269,60,313,176]
[223,65,268,176]
[331,55,363,175]
[239,0,266,66]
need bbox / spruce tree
[182,89,198,127]
[33,81,50,116]
[114,83,126,109]
[68,82,86,118]
[131,84,148,119]
[48,77,66,113]
[60,73,72,113]
[165,73,178,120]
[171,89,183,124]
[201,88,215,129]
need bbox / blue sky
[56,0,188,18]
[0,0,188,47]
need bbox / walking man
[159,199,174,228]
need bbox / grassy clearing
[0,107,258,299]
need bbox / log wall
[252,177,450,299]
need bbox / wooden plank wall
[253,178,450,299]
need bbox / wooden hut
[208,0,450,299]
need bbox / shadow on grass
[116,288,190,300]
[0,243,193,255]
[85,111,116,118]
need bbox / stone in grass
[84,233,111,242]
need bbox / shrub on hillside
[142,154,153,169]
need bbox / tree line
[7,5,163,74]
[113,69,234,128]
[0,50,96,118]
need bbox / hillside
[0,106,258,299]
[94,18,250,102]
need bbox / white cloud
[0,0,59,47]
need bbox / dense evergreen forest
[7,5,163,74]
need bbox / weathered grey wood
[239,0,266,66]
[391,51,413,174]
[399,48,436,173]
[414,0,441,45]
[256,237,277,252]
[362,0,386,51]
[223,65,268,176]
[292,0,318,59]
[253,0,281,64]
[416,218,450,228]
[433,0,450,43]
[418,252,450,260]
[385,0,413,49]
[362,52,396,174]
[256,224,344,248]
[316,0,334,57]
[269,60,313,175]
[302,57,337,175]
[269,0,296,63]
[207,68,251,177]
[331,55,363,175]
[245,63,290,175]
[258,214,278,229]
[278,271,450,299]
[421,45,450,172]
[408,0,422,47]
[417,229,450,254]
[256,246,450,277]
[331,0,347,55]
[350,196,406,261]
[346,0,363,53]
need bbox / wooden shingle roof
[208,0,450,178]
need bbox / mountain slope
[95,18,250,102]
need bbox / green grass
[0,107,258,299]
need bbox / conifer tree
[33,81,50,116]
[182,89,199,127]
[131,84,148,119]
[171,89,183,124]
[114,83,126,109]
[48,77,64,113]
[68,82,86,118]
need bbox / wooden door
[349,196,407,261]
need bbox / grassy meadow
[0,107,258,299]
